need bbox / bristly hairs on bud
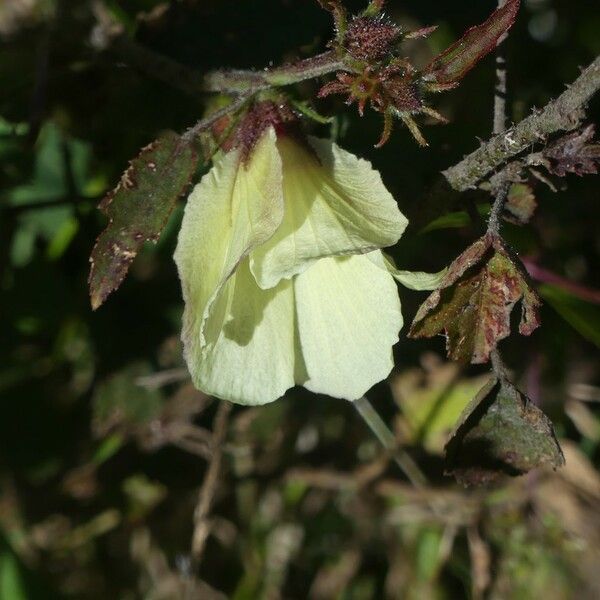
[215,96,298,161]
[316,0,348,41]
[363,0,386,18]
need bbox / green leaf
[89,131,198,309]
[539,284,600,348]
[445,376,564,486]
[7,122,94,266]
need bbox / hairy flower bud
[343,16,401,62]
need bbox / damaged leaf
[88,131,198,310]
[409,234,541,363]
[505,183,537,224]
[445,376,564,486]
[543,124,600,177]
[422,0,520,89]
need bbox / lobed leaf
[409,234,541,363]
[88,131,198,310]
[422,0,520,87]
[445,376,564,486]
[543,124,600,177]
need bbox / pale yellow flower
[175,127,441,405]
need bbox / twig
[190,401,232,567]
[487,181,509,235]
[353,396,428,488]
[444,54,600,191]
[492,0,509,136]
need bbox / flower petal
[194,258,298,405]
[294,250,403,400]
[374,252,448,290]
[250,135,408,289]
[174,128,284,383]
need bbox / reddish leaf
[543,124,600,177]
[89,131,198,310]
[409,234,541,363]
[422,0,520,88]
[445,376,564,486]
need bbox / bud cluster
[315,0,520,146]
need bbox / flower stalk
[354,396,428,488]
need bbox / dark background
[1,0,599,598]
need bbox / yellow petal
[375,252,448,290]
[174,129,284,391]
[250,135,408,289]
[294,250,403,400]
[195,258,298,405]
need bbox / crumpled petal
[250,135,408,289]
[194,258,298,405]
[294,250,403,400]
[174,128,284,392]
[374,252,448,290]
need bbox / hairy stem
[182,94,252,142]
[444,54,600,191]
[202,51,346,94]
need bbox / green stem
[354,396,428,488]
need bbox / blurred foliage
[1,0,599,598]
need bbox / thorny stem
[354,396,428,488]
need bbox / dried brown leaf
[543,124,600,177]
[409,234,541,363]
